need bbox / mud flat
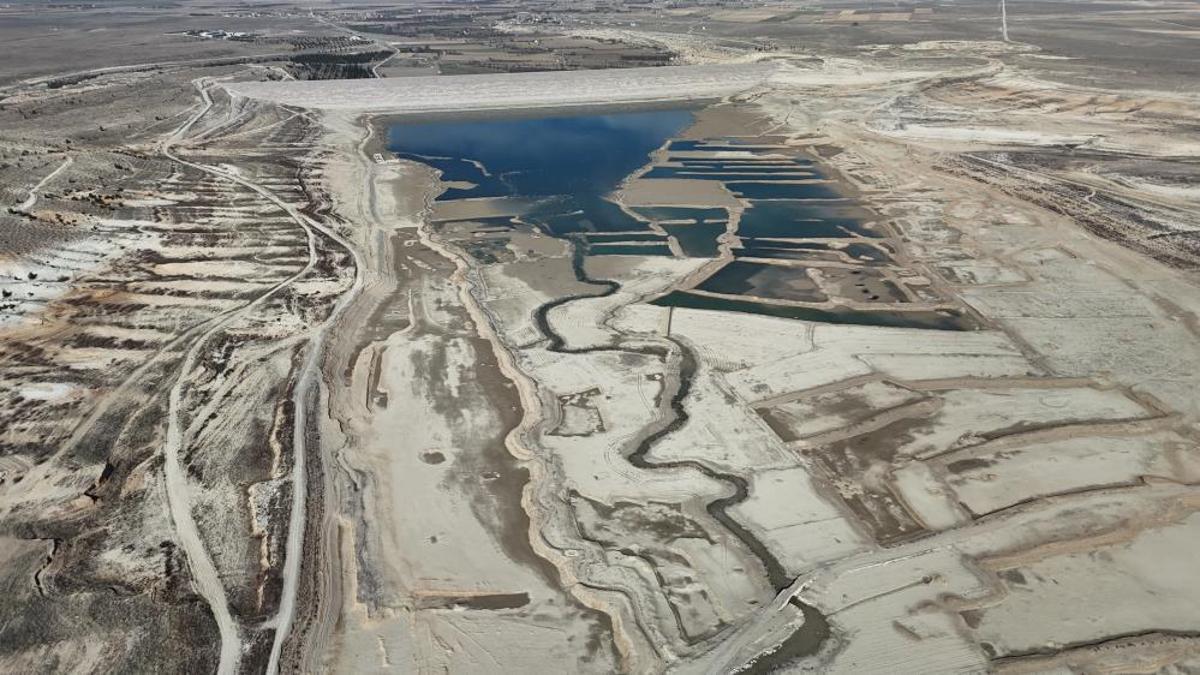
[341,101,891,671]
[5,3,1200,672]
[297,49,1200,674]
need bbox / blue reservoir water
[735,240,893,263]
[389,112,967,329]
[726,182,845,200]
[583,232,667,242]
[666,140,795,152]
[738,200,878,238]
[630,206,727,223]
[652,292,975,330]
[641,168,822,181]
[697,261,829,302]
[664,222,727,258]
[587,243,675,256]
[388,110,695,237]
[631,206,727,257]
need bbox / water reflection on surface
[389,110,972,330]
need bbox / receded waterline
[390,105,832,667]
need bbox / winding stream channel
[389,106,831,667]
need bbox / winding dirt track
[15,156,72,213]
[282,117,382,674]
[156,78,364,675]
